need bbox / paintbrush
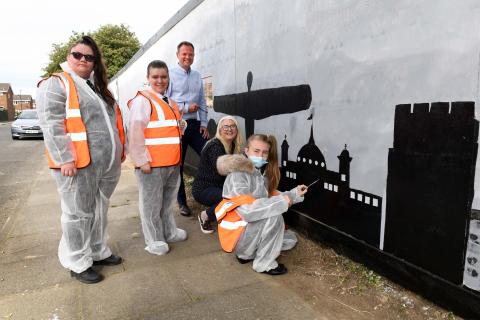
[307,178,320,188]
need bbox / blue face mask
[248,155,268,168]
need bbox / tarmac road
[0,122,45,244]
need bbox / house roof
[13,94,33,101]
[0,83,12,92]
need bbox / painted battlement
[393,101,479,150]
[395,101,475,117]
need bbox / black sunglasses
[70,51,95,62]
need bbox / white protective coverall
[127,90,187,255]
[217,154,303,272]
[36,62,123,273]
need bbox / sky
[0,0,190,99]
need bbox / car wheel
[11,135,18,140]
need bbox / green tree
[42,24,141,79]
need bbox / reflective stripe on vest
[146,119,178,128]
[145,137,181,145]
[129,90,181,167]
[215,201,235,221]
[218,220,248,230]
[215,195,256,253]
[68,132,87,141]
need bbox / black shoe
[236,256,253,264]
[263,263,288,275]
[179,204,192,216]
[70,267,104,284]
[197,212,214,234]
[93,254,123,266]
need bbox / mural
[212,72,479,283]
[110,0,480,316]
[279,121,382,247]
[213,81,480,315]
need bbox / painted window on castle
[321,162,325,167]
[328,184,333,191]
[315,160,318,166]
[357,194,363,201]
[365,196,371,205]
[297,157,301,161]
[350,191,355,199]
[303,158,306,163]
[293,173,296,179]
[341,174,346,181]
[309,159,312,164]
[372,198,379,207]
[324,182,329,189]
[333,185,338,192]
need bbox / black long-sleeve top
[192,138,230,198]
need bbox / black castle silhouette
[384,101,479,284]
[279,122,383,247]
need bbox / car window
[18,111,38,119]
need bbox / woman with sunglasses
[192,116,243,233]
[215,134,308,275]
[37,36,125,284]
[127,60,187,256]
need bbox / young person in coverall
[127,60,187,255]
[37,36,125,284]
[216,134,308,275]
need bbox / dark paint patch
[384,101,478,285]
[279,122,382,247]
[213,72,311,137]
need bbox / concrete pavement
[0,162,324,320]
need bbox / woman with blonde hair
[215,134,307,275]
[192,116,243,233]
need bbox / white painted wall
[112,0,480,207]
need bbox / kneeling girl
[216,134,307,274]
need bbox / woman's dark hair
[147,60,169,76]
[69,35,115,107]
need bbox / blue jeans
[193,187,223,222]
[178,119,208,206]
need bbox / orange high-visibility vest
[215,194,256,253]
[38,72,125,169]
[127,90,182,167]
